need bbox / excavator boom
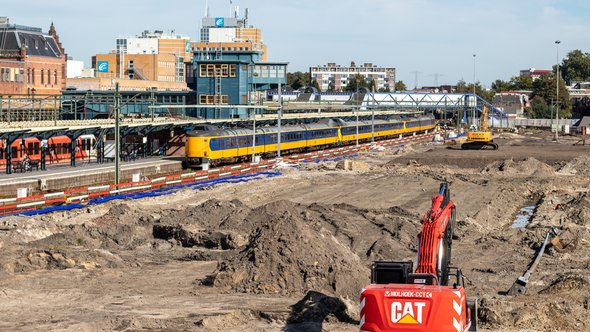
[360,183,477,332]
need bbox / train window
[27,142,34,155]
[62,143,68,153]
[34,142,39,155]
[11,146,17,158]
[0,148,3,159]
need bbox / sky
[4,0,590,87]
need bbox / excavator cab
[360,183,477,332]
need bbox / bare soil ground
[0,130,589,332]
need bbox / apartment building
[310,62,396,92]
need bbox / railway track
[0,131,437,217]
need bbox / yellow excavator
[461,104,499,150]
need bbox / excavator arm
[360,183,476,332]
[416,182,455,286]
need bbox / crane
[360,183,477,332]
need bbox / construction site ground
[1,130,589,332]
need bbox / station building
[190,8,287,118]
[0,17,67,95]
[310,62,396,92]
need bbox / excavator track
[461,141,499,150]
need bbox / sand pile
[557,155,590,176]
[209,200,369,299]
[481,157,555,177]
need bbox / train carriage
[185,115,436,168]
[0,135,96,169]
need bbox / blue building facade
[192,50,287,119]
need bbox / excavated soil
[0,130,589,331]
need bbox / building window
[41,69,44,84]
[32,68,35,84]
[199,94,229,105]
[199,64,237,78]
[54,70,58,85]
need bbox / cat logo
[391,301,427,324]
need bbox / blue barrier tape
[10,171,282,218]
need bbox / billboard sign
[97,61,109,73]
[185,41,190,53]
[215,17,225,27]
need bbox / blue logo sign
[97,61,109,73]
[185,41,190,53]
[215,17,225,27]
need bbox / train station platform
[0,157,182,196]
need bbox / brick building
[0,17,66,95]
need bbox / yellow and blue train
[184,115,436,168]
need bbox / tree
[491,79,512,92]
[455,80,495,102]
[311,79,321,92]
[508,75,534,91]
[527,96,551,119]
[531,73,571,118]
[287,71,310,90]
[327,81,335,92]
[394,80,407,92]
[344,74,370,92]
[559,49,590,85]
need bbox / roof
[573,116,590,127]
[0,25,62,58]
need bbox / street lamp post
[356,91,360,147]
[371,88,375,143]
[554,40,561,142]
[473,54,476,127]
[277,79,282,158]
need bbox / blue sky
[5,0,590,87]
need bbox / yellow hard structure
[462,105,499,150]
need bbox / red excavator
[360,183,477,332]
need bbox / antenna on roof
[205,0,209,17]
[245,8,249,27]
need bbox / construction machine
[360,183,477,332]
[461,104,498,150]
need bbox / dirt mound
[481,157,555,177]
[539,274,588,294]
[209,200,369,299]
[287,291,358,325]
[2,248,125,273]
[557,155,590,176]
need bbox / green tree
[394,80,407,92]
[491,79,512,92]
[559,49,590,84]
[327,81,335,92]
[345,74,370,92]
[527,96,551,118]
[531,73,571,118]
[311,79,321,92]
[287,71,311,90]
[455,80,495,102]
[508,75,534,90]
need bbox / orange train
[0,135,96,168]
